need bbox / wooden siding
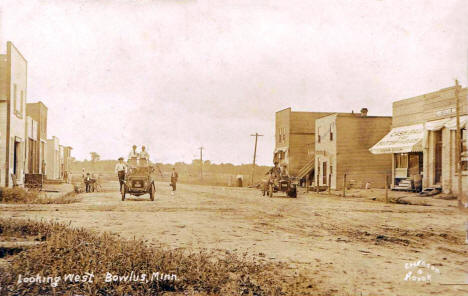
[393,87,468,127]
[335,115,393,189]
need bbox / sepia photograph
[0,0,467,295]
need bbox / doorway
[13,140,20,176]
[322,162,327,185]
[434,131,442,184]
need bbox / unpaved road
[1,182,467,295]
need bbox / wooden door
[322,162,327,185]
[434,131,442,184]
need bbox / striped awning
[370,124,424,154]
[442,115,468,130]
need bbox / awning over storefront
[370,124,424,154]
[425,118,450,131]
[443,115,468,130]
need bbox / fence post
[385,174,389,203]
[343,173,346,197]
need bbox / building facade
[26,101,48,174]
[0,42,28,187]
[25,116,39,174]
[371,86,468,194]
[275,108,331,183]
[46,136,60,180]
[63,146,73,182]
[315,110,392,189]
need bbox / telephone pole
[250,133,263,185]
[455,80,463,208]
[199,146,204,180]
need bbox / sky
[0,0,467,165]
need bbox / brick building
[371,86,468,194]
[315,109,392,189]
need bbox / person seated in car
[128,145,138,167]
[280,164,289,179]
[139,145,150,166]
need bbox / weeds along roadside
[0,187,81,204]
[0,218,318,295]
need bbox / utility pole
[199,147,204,181]
[455,80,463,208]
[250,133,263,185]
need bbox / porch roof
[370,124,424,154]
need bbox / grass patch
[0,218,319,295]
[0,187,81,204]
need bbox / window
[330,125,334,141]
[317,127,321,143]
[462,128,467,171]
[395,153,408,168]
[20,90,24,114]
[13,84,17,111]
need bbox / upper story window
[278,127,287,144]
[13,84,17,110]
[317,127,321,143]
[20,90,24,114]
[330,124,334,141]
[13,84,23,118]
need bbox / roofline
[394,85,468,105]
[27,101,48,110]
[7,41,28,64]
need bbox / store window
[395,153,408,168]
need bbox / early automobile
[121,166,156,201]
[262,176,298,198]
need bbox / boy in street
[170,167,178,195]
[115,157,127,191]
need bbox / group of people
[114,145,179,195]
[81,169,97,193]
[267,161,289,183]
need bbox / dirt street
[1,182,467,296]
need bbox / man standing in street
[170,167,178,195]
[115,157,127,191]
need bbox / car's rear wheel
[149,183,155,201]
[121,185,126,201]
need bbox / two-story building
[46,136,61,180]
[0,42,28,187]
[315,109,393,189]
[370,86,468,194]
[26,101,48,174]
[274,108,331,185]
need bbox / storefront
[370,86,468,195]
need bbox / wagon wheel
[268,184,273,198]
[121,184,126,201]
[149,183,155,201]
